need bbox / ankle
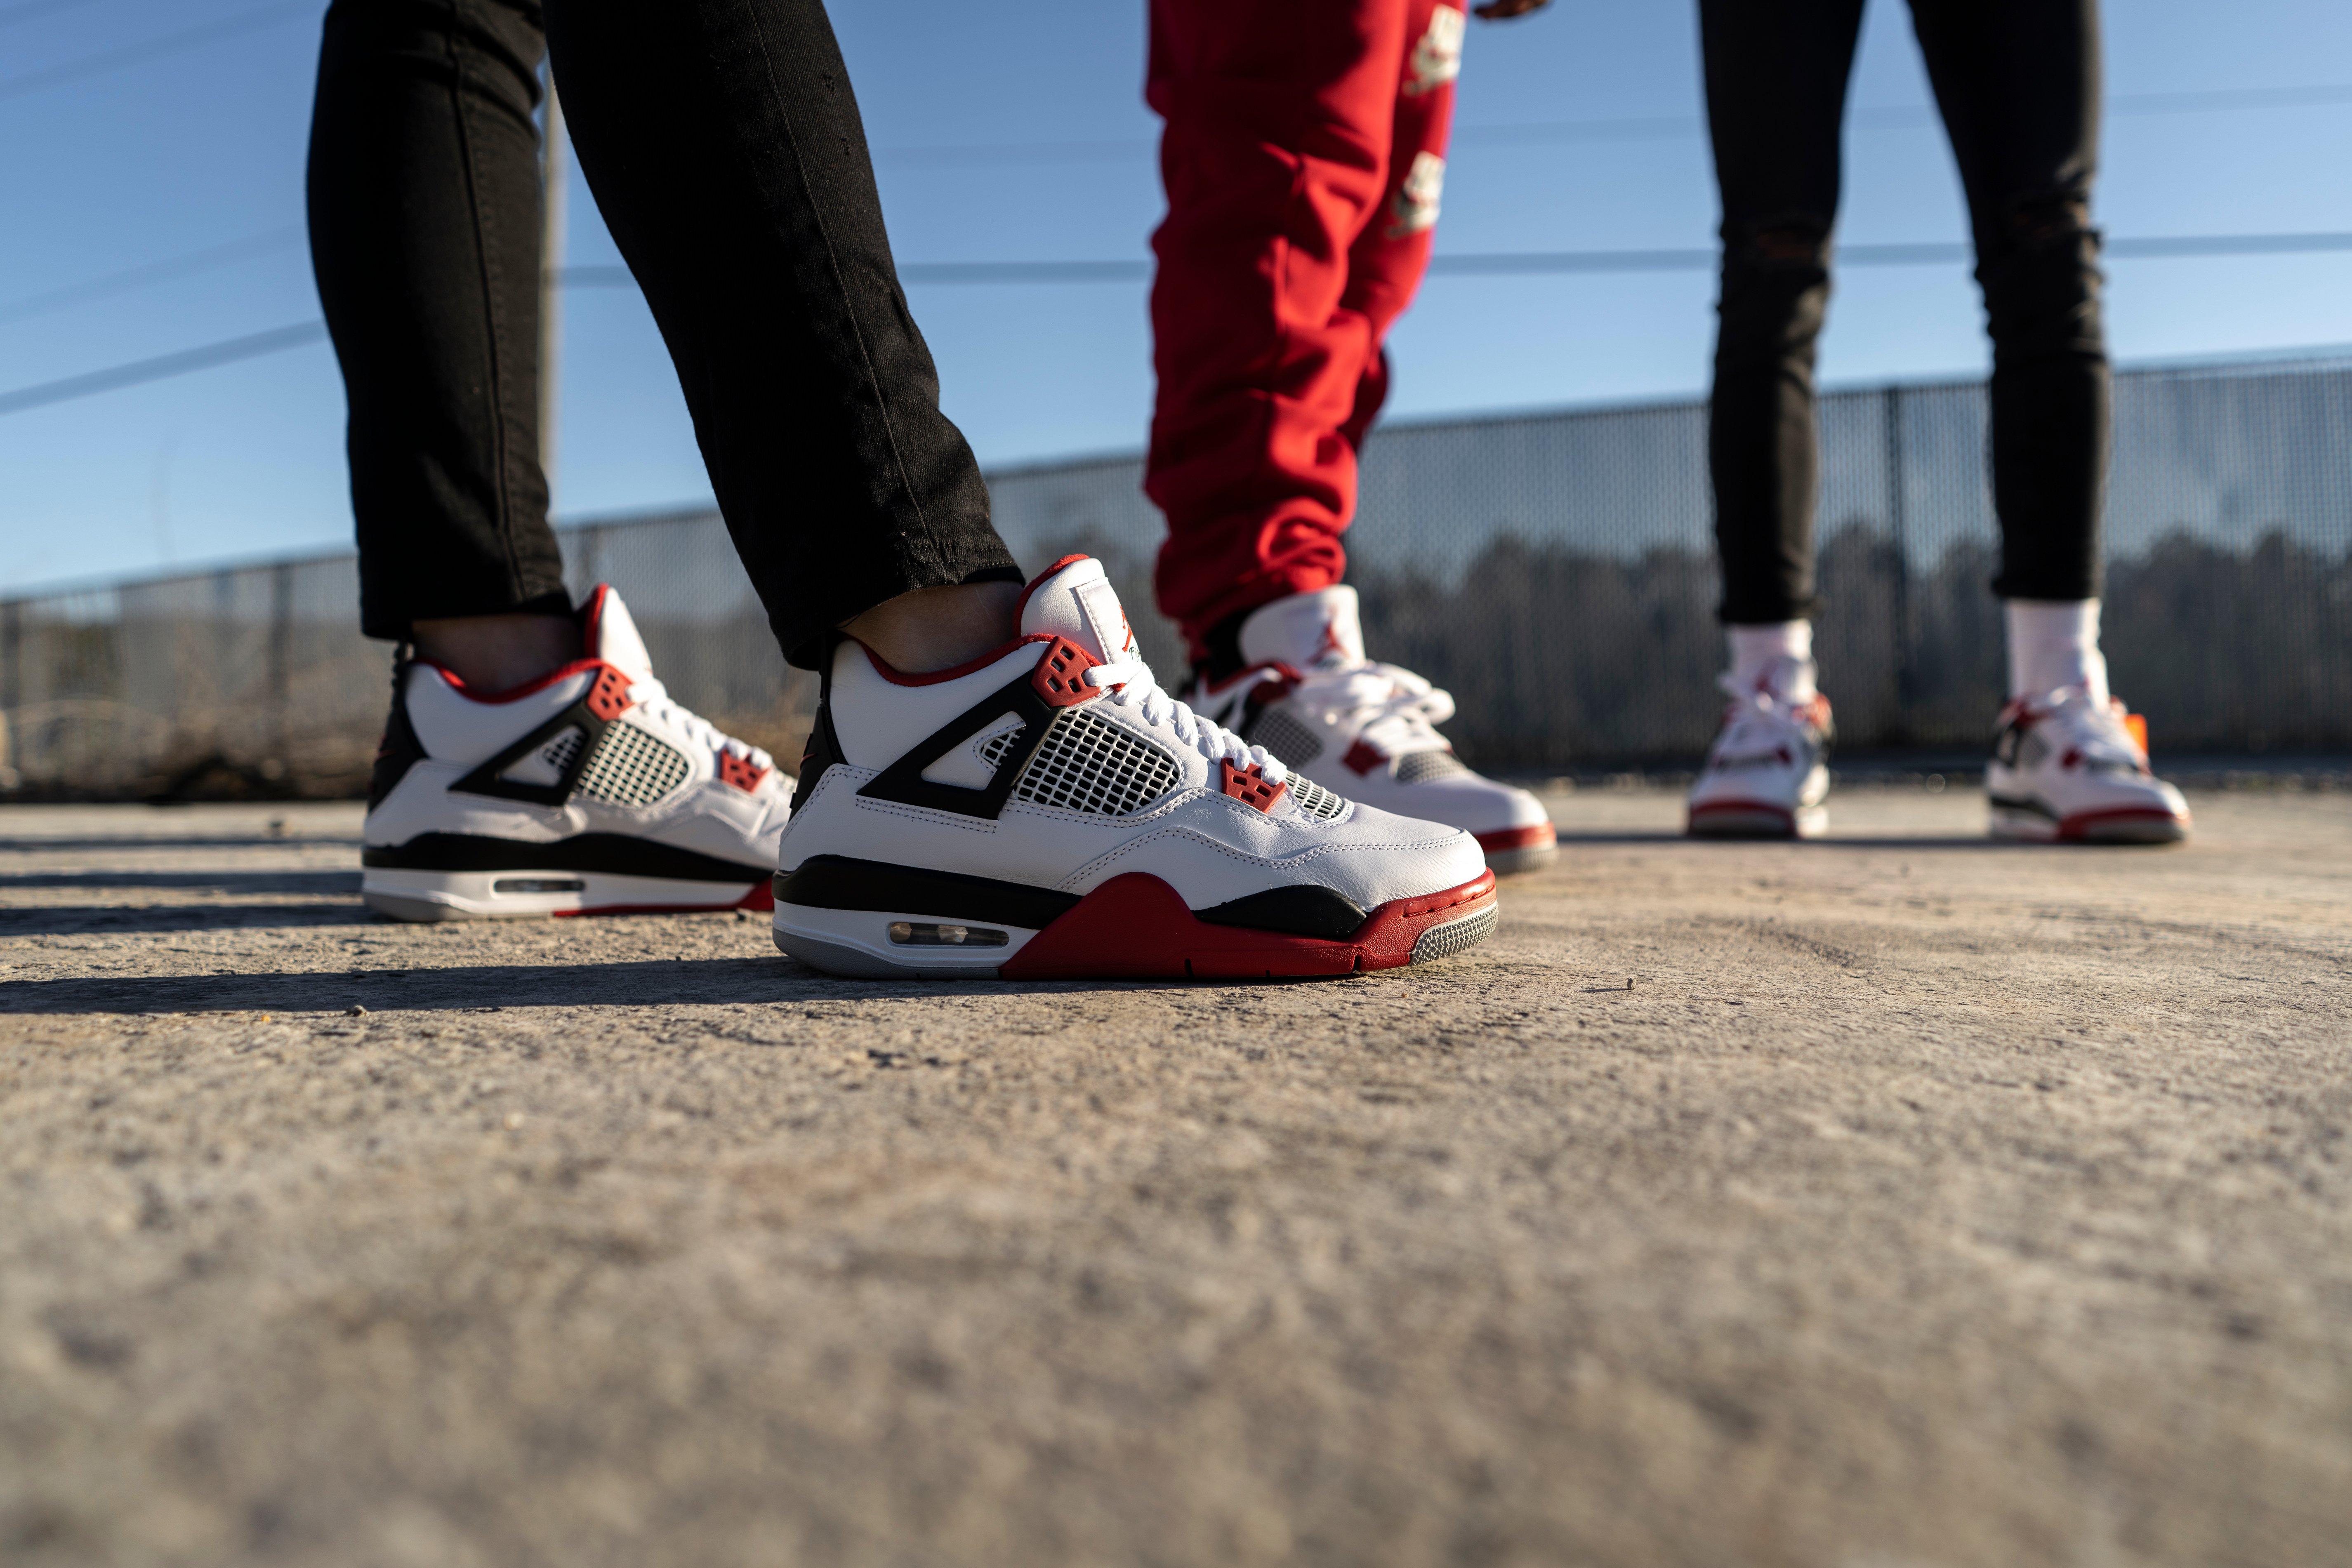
[840,582,1022,675]
[412,612,582,692]
[2004,598,2108,705]
[1726,621,1814,697]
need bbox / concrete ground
[2,785,2348,1568]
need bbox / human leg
[1909,0,2108,615]
[543,0,1022,673]
[1686,0,1862,838]
[308,0,570,651]
[1144,0,1419,665]
[1909,0,2184,841]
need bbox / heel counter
[368,654,426,812]
[790,635,847,817]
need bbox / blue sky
[2,0,2349,594]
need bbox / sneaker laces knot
[1086,658,1291,783]
[1295,660,1456,754]
[625,674,774,774]
[2025,685,2144,769]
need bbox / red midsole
[999,870,1498,981]
[1475,824,1555,853]
[2054,805,2189,839]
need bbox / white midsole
[362,867,757,920]
[771,902,1045,978]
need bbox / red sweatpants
[1146,0,1464,661]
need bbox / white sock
[2006,599,2109,705]
[1727,621,1815,699]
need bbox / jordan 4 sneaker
[771,556,1497,979]
[362,584,793,919]
[1987,685,2189,844]
[1686,657,1833,839]
[1183,588,1556,874]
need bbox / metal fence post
[1882,384,1915,734]
[1,599,19,714]
[269,562,294,777]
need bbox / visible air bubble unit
[1012,709,1183,817]
[1248,707,1322,767]
[575,722,691,806]
[1394,749,1473,784]
[492,877,586,895]
[1410,905,1497,963]
[888,922,1008,947]
[1288,775,1347,821]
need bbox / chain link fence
[4,353,2349,798]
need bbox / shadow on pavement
[0,871,362,892]
[1555,830,2035,850]
[0,835,360,855]
[0,957,1208,1015]
[0,903,369,936]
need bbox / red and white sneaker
[771,557,1497,979]
[1686,658,1833,839]
[1987,686,2189,844]
[361,585,793,919]
[1182,588,1556,875]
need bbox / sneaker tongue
[1239,586,1365,671]
[1017,555,1139,664]
[581,584,655,680]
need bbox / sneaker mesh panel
[1288,775,1347,821]
[1249,707,1322,766]
[1410,905,1497,963]
[1012,708,1183,817]
[540,727,585,774]
[575,721,692,806]
[977,721,1027,771]
[1394,749,1472,784]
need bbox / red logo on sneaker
[584,665,635,721]
[717,753,769,793]
[1313,620,1351,663]
[1031,636,1102,708]
[1220,759,1291,814]
[1342,738,1386,777]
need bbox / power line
[8,230,2349,419]
[874,80,2352,166]
[0,0,106,34]
[0,1,313,105]
[0,321,325,418]
[561,231,2352,289]
[0,226,303,325]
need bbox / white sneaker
[771,556,1497,979]
[1987,686,2190,843]
[1183,588,1556,875]
[362,585,793,919]
[1686,657,1833,839]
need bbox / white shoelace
[1288,660,1456,756]
[627,674,775,773]
[1710,671,1825,761]
[2022,684,2141,765]
[1086,657,1291,782]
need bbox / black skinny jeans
[307,0,1019,666]
[1700,0,2110,625]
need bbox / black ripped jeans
[307,0,1020,667]
[1700,0,2109,624]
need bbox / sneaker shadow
[0,956,1241,1015]
[0,903,372,937]
[0,870,363,893]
